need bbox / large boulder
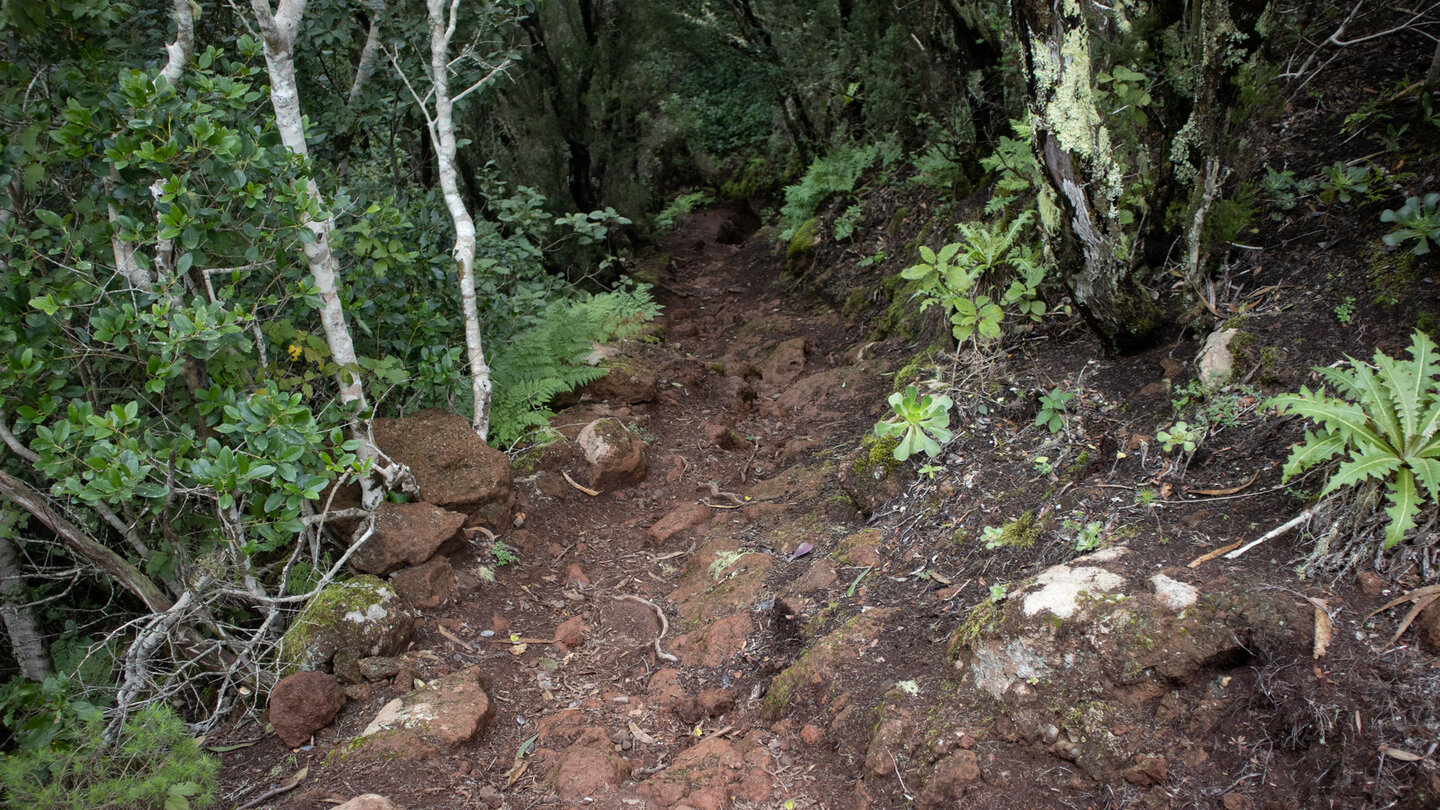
[943,548,1302,782]
[268,671,345,747]
[372,409,514,530]
[360,666,494,749]
[349,502,465,575]
[580,357,658,404]
[278,576,416,675]
[576,418,648,490]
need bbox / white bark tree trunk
[0,532,52,681]
[426,0,493,440]
[251,0,383,505]
[158,0,196,88]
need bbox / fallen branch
[1225,503,1322,560]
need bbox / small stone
[697,688,734,717]
[645,502,712,547]
[1222,795,1252,810]
[916,750,981,808]
[565,564,592,586]
[555,616,588,649]
[391,556,456,609]
[362,666,495,748]
[1357,571,1384,596]
[957,734,976,749]
[576,418,648,490]
[393,667,418,692]
[269,671,345,748]
[704,423,753,452]
[800,724,824,745]
[491,613,510,634]
[1196,327,1239,388]
[343,683,373,702]
[1123,754,1168,787]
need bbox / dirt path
[219,204,907,809]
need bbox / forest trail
[218,191,1440,810]
[220,203,912,809]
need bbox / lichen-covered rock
[360,666,494,749]
[942,551,1303,782]
[278,576,416,675]
[269,671,345,747]
[349,502,465,575]
[576,417,648,490]
[372,408,514,530]
[1196,327,1238,387]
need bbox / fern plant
[1270,330,1440,548]
[487,284,660,448]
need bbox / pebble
[480,630,495,638]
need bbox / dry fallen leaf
[628,721,658,745]
[1382,747,1427,762]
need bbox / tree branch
[0,469,172,613]
[158,0,197,87]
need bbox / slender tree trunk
[0,532,52,681]
[426,0,495,439]
[251,0,383,504]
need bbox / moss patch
[852,433,902,479]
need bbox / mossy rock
[839,434,912,516]
[786,218,822,273]
[278,575,417,676]
[763,608,896,719]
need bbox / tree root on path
[611,594,679,662]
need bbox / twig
[611,594,678,662]
[562,470,600,496]
[1225,504,1323,559]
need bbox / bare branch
[451,57,515,105]
[158,0,197,87]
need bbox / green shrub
[0,678,216,810]
[1270,330,1440,548]
[652,190,713,234]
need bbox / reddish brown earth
[215,40,1440,810]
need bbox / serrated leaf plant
[1381,193,1440,255]
[874,385,954,461]
[1269,330,1440,548]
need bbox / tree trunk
[1011,0,1163,354]
[426,0,494,440]
[251,0,383,505]
[0,532,52,681]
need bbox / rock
[576,417,648,490]
[673,614,753,668]
[349,502,465,576]
[646,502,712,547]
[1123,754,1167,786]
[1196,328,1238,388]
[916,750,981,808]
[698,688,734,716]
[1357,571,1385,596]
[864,715,916,778]
[278,576,416,675]
[269,671,345,747]
[564,564,592,586]
[334,796,403,810]
[357,656,404,682]
[800,724,824,745]
[362,666,494,748]
[1222,794,1253,810]
[758,337,810,393]
[555,616,588,649]
[581,359,658,404]
[1019,549,1130,618]
[791,559,838,593]
[390,556,456,608]
[550,737,633,802]
[372,408,514,530]
[704,423,752,452]
[1149,573,1199,611]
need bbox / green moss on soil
[852,433,902,479]
[787,218,822,265]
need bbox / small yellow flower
[287,344,302,361]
